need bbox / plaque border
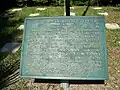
[20,16,108,80]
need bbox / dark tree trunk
[48,0,52,6]
[65,0,70,16]
[27,0,33,6]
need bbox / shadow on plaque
[34,79,104,84]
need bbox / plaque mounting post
[60,80,69,90]
[61,0,70,89]
[64,0,70,16]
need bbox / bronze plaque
[20,16,108,80]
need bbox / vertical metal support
[62,1,70,89]
[64,0,70,16]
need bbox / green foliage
[30,0,114,6]
[33,0,48,3]
[71,0,88,6]
[10,0,120,6]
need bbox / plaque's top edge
[25,16,105,20]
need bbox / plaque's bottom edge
[20,75,108,80]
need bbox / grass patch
[107,29,120,47]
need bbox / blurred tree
[0,0,17,11]
[111,0,120,6]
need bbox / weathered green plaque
[20,16,108,80]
